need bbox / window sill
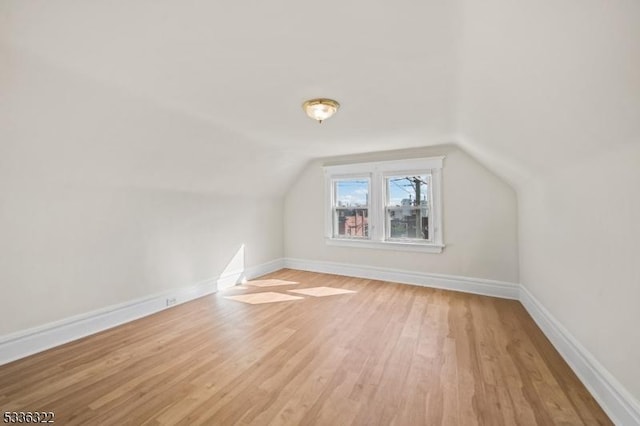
[325,238,445,253]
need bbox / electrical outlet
[166,297,177,307]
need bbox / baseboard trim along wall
[0,258,285,366]
[283,257,520,300]
[283,257,639,426]
[520,286,640,426]
[216,259,286,290]
[1,257,637,425]
[0,281,216,366]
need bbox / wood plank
[0,269,612,425]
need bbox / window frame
[330,175,371,240]
[383,171,433,243]
[324,157,445,254]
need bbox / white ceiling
[1,0,638,195]
[2,1,458,148]
[455,0,640,188]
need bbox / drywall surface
[519,143,640,400]
[456,0,640,405]
[284,145,519,283]
[2,0,459,158]
[0,184,283,336]
[455,0,640,188]
[0,46,284,336]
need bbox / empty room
[1,0,639,425]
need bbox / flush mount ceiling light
[302,98,340,123]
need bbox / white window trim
[324,156,445,254]
[328,174,371,239]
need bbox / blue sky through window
[336,176,430,207]
[387,175,429,206]
[336,180,368,207]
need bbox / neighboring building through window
[333,178,369,238]
[324,157,444,253]
[385,174,430,241]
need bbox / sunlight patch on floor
[245,279,299,287]
[225,292,304,304]
[288,287,357,297]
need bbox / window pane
[335,179,369,207]
[334,179,369,238]
[335,208,369,238]
[386,175,430,240]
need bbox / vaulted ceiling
[1,0,638,195]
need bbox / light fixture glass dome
[302,98,340,123]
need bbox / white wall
[0,186,283,336]
[0,45,284,336]
[519,144,640,400]
[284,145,519,283]
[456,0,640,405]
[455,0,640,187]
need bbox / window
[385,174,430,241]
[332,178,369,238]
[324,157,444,253]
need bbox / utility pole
[414,177,421,238]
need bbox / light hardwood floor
[0,269,611,425]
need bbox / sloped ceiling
[455,0,640,189]
[1,0,459,196]
[1,0,638,195]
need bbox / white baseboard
[216,258,285,290]
[242,258,286,283]
[2,256,637,425]
[0,279,216,366]
[283,257,520,299]
[283,257,639,425]
[217,270,244,290]
[0,258,285,366]
[520,286,640,426]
